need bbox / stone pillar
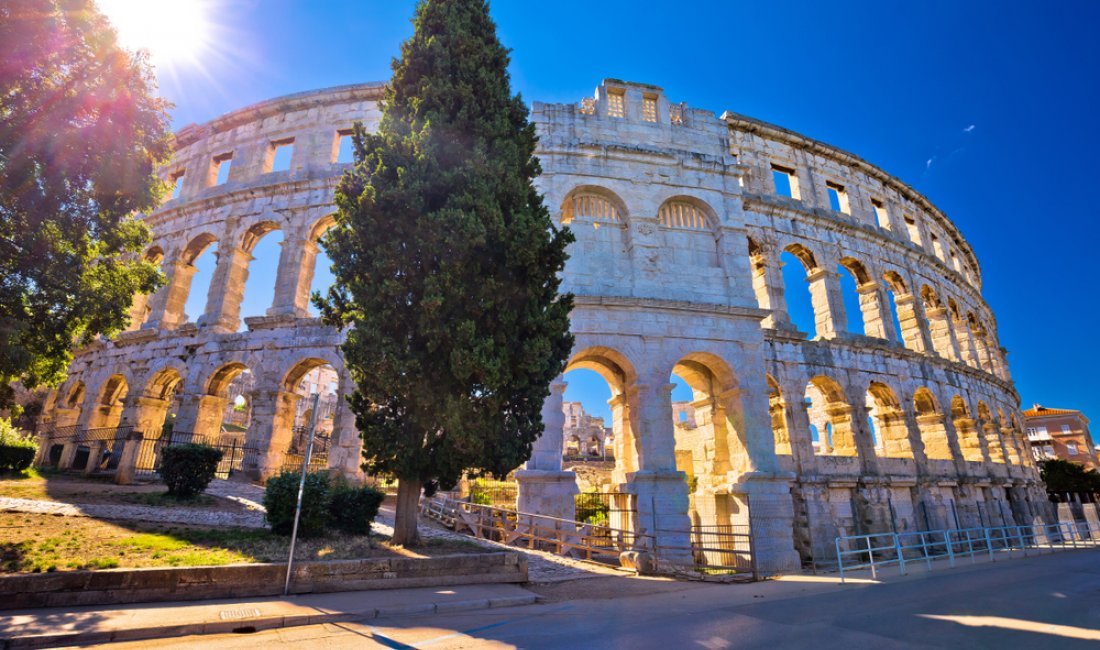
[1081,503,1100,540]
[1056,503,1080,541]
[53,406,81,429]
[326,395,364,482]
[246,389,299,480]
[857,282,896,341]
[805,268,847,339]
[114,431,144,485]
[82,440,105,475]
[751,249,792,330]
[954,316,979,368]
[119,395,172,438]
[125,292,152,332]
[268,237,318,318]
[198,245,252,332]
[517,380,579,520]
[173,394,229,442]
[893,294,930,353]
[626,378,692,565]
[925,306,960,361]
[143,259,197,331]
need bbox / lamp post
[283,393,320,596]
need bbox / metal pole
[284,393,321,596]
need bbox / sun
[97,0,213,67]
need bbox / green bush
[264,471,331,537]
[160,444,223,498]
[575,492,610,527]
[0,418,37,472]
[328,482,386,535]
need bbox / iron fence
[133,431,260,480]
[468,479,517,508]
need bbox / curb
[1,594,539,649]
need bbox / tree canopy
[317,0,574,544]
[0,0,171,409]
[1039,458,1100,497]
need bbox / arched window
[561,193,621,225]
[658,200,710,230]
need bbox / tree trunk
[391,477,422,546]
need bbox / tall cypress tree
[317,0,574,545]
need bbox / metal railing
[423,493,646,563]
[835,522,1100,583]
[421,494,757,578]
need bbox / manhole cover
[219,607,262,620]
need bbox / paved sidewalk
[0,583,539,649]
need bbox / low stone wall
[0,552,527,610]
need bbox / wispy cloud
[963,124,976,133]
[926,158,935,169]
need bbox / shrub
[264,471,331,537]
[328,482,385,535]
[160,444,223,498]
[575,492,610,527]
[0,418,37,472]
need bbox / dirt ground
[0,511,486,574]
[0,472,252,514]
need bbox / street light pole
[284,393,320,596]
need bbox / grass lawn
[0,512,484,574]
[0,471,251,512]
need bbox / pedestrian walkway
[0,583,539,649]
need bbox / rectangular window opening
[335,130,355,164]
[931,234,945,262]
[212,153,233,186]
[771,164,801,200]
[607,89,625,118]
[1067,442,1079,455]
[170,171,185,199]
[826,181,850,214]
[903,214,922,245]
[871,199,889,229]
[642,95,658,122]
[269,139,294,172]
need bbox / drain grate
[219,607,262,621]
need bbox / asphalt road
[87,548,1100,649]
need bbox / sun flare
[96,0,213,67]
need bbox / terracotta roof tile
[1023,405,1081,417]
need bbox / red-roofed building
[1023,404,1098,469]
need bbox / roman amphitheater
[37,79,1051,572]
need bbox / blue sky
[145,0,1099,426]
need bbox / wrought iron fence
[468,479,517,508]
[132,431,260,480]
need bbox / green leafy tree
[1039,458,1100,497]
[317,0,574,545]
[0,0,172,409]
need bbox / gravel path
[0,494,266,528]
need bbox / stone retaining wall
[0,552,527,610]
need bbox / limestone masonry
[38,80,1050,573]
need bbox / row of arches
[755,238,1006,379]
[768,374,1026,467]
[128,214,337,333]
[48,353,350,478]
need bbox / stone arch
[669,352,748,531]
[308,214,337,243]
[657,196,720,271]
[865,382,913,458]
[837,257,872,336]
[160,232,218,328]
[913,388,952,460]
[947,297,977,368]
[52,381,86,428]
[132,366,184,437]
[87,374,129,429]
[656,195,716,231]
[882,270,924,351]
[920,284,958,360]
[951,395,984,462]
[237,220,285,326]
[780,244,821,337]
[206,362,250,398]
[560,186,628,226]
[565,346,639,478]
[804,376,857,456]
[767,375,791,456]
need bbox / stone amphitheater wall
[39,79,1049,573]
